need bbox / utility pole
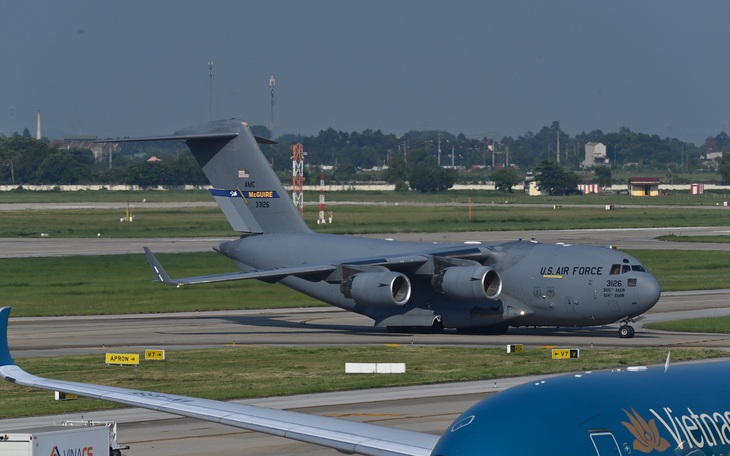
[269,75,276,139]
[208,61,214,120]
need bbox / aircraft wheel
[618,325,635,338]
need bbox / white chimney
[36,110,41,140]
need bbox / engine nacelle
[345,272,411,307]
[438,266,502,301]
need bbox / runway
[4,288,730,360]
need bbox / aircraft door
[589,431,622,456]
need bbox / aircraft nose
[639,272,662,310]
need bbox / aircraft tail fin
[105,119,311,234]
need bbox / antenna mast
[291,143,305,216]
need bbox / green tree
[125,161,169,187]
[594,166,612,188]
[166,156,208,185]
[407,149,456,193]
[331,156,357,182]
[535,160,580,196]
[35,151,92,184]
[0,136,52,183]
[491,167,521,192]
[719,153,730,184]
[384,154,408,191]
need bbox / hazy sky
[2,1,729,144]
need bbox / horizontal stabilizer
[94,132,239,143]
[143,247,336,286]
[94,132,276,145]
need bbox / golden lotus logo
[622,408,671,453]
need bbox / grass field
[0,252,322,317]
[1,346,724,419]
[2,203,730,238]
[3,188,730,206]
[645,317,730,333]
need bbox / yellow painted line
[542,274,564,279]
[326,413,401,417]
[384,344,401,347]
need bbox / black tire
[618,325,634,338]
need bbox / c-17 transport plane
[117,119,659,338]
[1,307,728,456]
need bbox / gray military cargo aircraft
[113,119,660,338]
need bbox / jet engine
[344,271,412,307]
[436,265,502,301]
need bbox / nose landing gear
[618,325,635,338]
[617,315,645,338]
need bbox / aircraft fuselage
[217,233,660,334]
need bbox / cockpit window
[611,263,646,274]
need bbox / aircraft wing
[144,247,337,285]
[0,307,438,456]
[144,244,491,286]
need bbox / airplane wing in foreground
[0,307,438,456]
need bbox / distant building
[582,142,608,168]
[628,177,660,196]
[54,136,105,161]
[702,151,723,170]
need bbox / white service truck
[0,421,127,456]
